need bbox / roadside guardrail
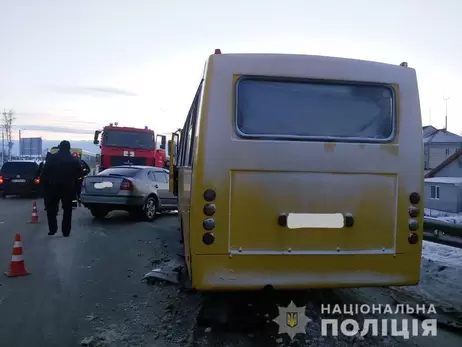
[423,217,462,248]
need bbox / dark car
[0,160,42,198]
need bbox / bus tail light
[120,179,133,191]
[203,218,215,231]
[203,204,216,216]
[203,232,215,245]
[409,192,420,204]
[203,190,216,244]
[408,219,418,231]
[202,218,215,245]
[408,192,421,244]
[204,189,216,202]
[408,233,418,244]
[408,206,419,218]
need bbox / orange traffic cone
[28,201,39,224]
[4,234,31,277]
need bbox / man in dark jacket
[41,141,82,236]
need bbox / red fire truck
[93,124,168,172]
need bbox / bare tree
[1,109,15,159]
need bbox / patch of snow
[425,177,462,184]
[424,208,462,224]
[424,208,460,218]
[394,241,462,311]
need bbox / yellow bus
[169,50,423,291]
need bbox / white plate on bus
[11,179,26,183]
[287,213,345,229]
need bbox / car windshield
[102,130,155,150]
[1,162,39,176]
[98,167,141,177]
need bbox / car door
[147,170,164,199]
[158,171,177,208]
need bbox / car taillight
[120,179,133,190]
[0,176,3,184]
[34,178,40,184]
[408,192,421,244]
[202,189,216,245]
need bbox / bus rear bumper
[191,253,421,291]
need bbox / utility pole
[1,131,4,164]
[443,96,450,130]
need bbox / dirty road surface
[0,197,197,347]
[0,196,461,347]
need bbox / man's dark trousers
[45,186,75,236]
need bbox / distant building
[423,126,462,175]
[424,177,462,214]
[425,149,462,178]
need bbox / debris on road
[80,329,122,347]
[80,336,95,346]
[142,268,179,284]
[85,314,99,322]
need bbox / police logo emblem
[273,301,311,340]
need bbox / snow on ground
[393,241,462,311]
[437,216,462,224]
[424,208,462,224]
[424,208,460,218]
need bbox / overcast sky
[0,0,461,141]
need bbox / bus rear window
[235,78,394,141]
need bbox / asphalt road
[0,197,461,347]
[0,197,197,347]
